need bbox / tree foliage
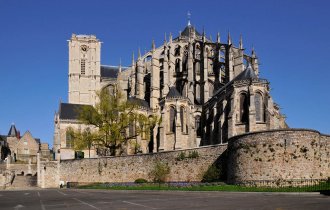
[71,87,159,156]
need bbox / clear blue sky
[1,0,329,147]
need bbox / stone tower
[68,34,101,106]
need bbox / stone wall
[40,144,227,188]
[227,129,329,185]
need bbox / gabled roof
[128,97,150,109]
[58,103,92,120]
[8,124,18,137]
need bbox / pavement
[0,189,329,210]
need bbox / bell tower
[68,34,101,105]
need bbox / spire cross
[187,11,191,26]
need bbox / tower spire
[187,11,191,26]
[164,32,167,45]
[239,34,243,49]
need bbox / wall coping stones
[228,128,329,143]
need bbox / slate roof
[128,97,150,109]
[180,25,201,37]
[100,65,128,79]
[166,86,182,99]
[8,124,17,137]
[58,103,92,120]
[235,64,258,81]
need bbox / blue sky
[0,0,329,147]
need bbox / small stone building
[2,124,52,163]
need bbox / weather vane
[187,11,191,26]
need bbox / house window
[169,107,175,133]
[24,148,29,154]
[81,59,86,75]
[240,93,249,123]
[255,92,264,122]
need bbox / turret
[251,47,259,76]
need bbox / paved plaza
[0,189,329,210]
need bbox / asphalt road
[0,189,329,210]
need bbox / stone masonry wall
[227,129,330,185]
[40,144,227,188]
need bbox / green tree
[67,127,96,158]
[73,87,159,156]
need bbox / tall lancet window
[255,92,264,122]
[175,59,181,73]
[180,106,187,133]
[240,93,249,123]
[195,115,201,137]
[169,107,176,133]
[195,83,201,103]
[195,62,200,75]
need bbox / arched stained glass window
[255,92,264,122]
[169,107,176,133]
[240,93,249,123]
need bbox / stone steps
[5,175,38,189]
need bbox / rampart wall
[40,144,227,188]
[227,129,330,185]
[39,129,329,188]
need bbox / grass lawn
[77,182,330,192]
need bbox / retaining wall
[40,144,227,188]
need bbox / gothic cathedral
[53,23,287,160]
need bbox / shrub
[135,178,148,184]
[188,150,199,158]
[176,152,186,161]
[150,161,170,183]
[202,165,221,182]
